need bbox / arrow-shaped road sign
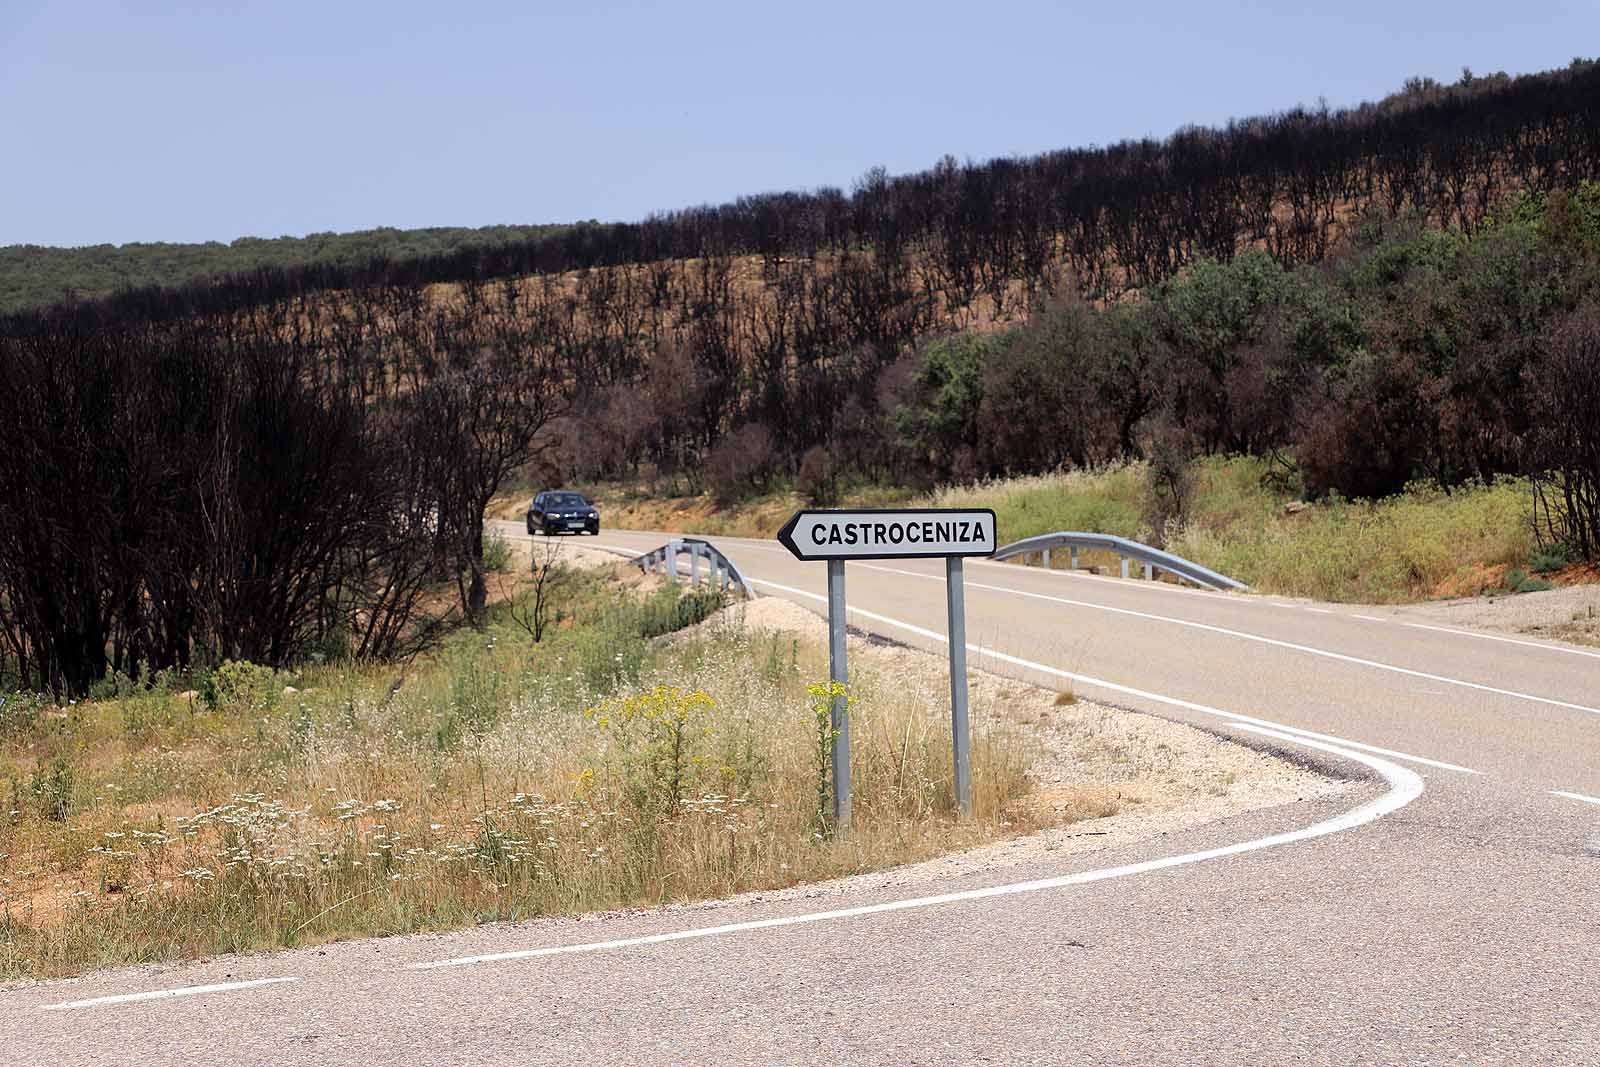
[777,507,998,826]
[776,508,997,562]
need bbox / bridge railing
[993,531,1249,592]
[633,537,757,599]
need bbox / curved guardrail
[993,531,1249,592]
[634,537,758,599]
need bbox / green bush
[1485,568,1555,596]
[638,586,726,640]
[200,659,278,714]
[1529,543,1577,574]
[0,690,45,739]
[481,532,514,573]
[120,692,173,742]
[87,669,140,702]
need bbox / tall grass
[0,575,1036,980]
[938,457,1536,602]
[931,463,1148,539]
[1168,472,1533,601]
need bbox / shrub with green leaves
[1497,569,1553,594]
[0,690,45,739]
[481,532,514,573]
[86,669,139,702]
[1529,543,1577,574]
[200,660,278,715]
[638,586,726,640]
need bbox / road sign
[779,508,997,826]
[776,508,997,561]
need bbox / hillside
[0,223,575,314]
[5,61,1600,697]
[7,61,1598,325]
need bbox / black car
[527,490,600,536]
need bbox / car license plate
[567,520,585,529]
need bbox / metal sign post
[778,508,997,822]
[945,556,971,814]
[827,558,850,829]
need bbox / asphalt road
[6,524,1597,1066]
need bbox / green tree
[893,334,991,480]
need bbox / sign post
[827,558,850,829]
[777,508,997,822]
[945,556,972,814]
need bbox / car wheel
[526,517,535,536]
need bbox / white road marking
[1401,621,1600,660]
[586,540,659,557]
[39,977,300,1011]
[750,578,1482,775]
[1306,608,1335,614]
[1354,614,1386,622]
[412,732,1422,971]
[1551,790,1600,806]
[851,564,1600,719]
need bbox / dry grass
[0,571,1042,981]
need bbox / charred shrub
[1142,424,1195,546]
[796,446,841,507]
[705,424,777,505]
[1527,305,1600,560]
[1298,352,1434,500]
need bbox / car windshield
[548,493,588,508]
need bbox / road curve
[5,524,1597,1065]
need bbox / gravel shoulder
[1396,582,1600,648]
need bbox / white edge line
[1550,790,1600,806]
[751,577,1483,776]
[39,976,300,1012]
[1401,621,1600,661]
[847,563,1600,719]
[409,730,1423,971]
[1353,614,1386,622]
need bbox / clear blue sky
[2,1,1592,248]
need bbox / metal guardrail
[633,537,757,599]
[993,531,1250,591]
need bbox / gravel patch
[1398,584,1600,648]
